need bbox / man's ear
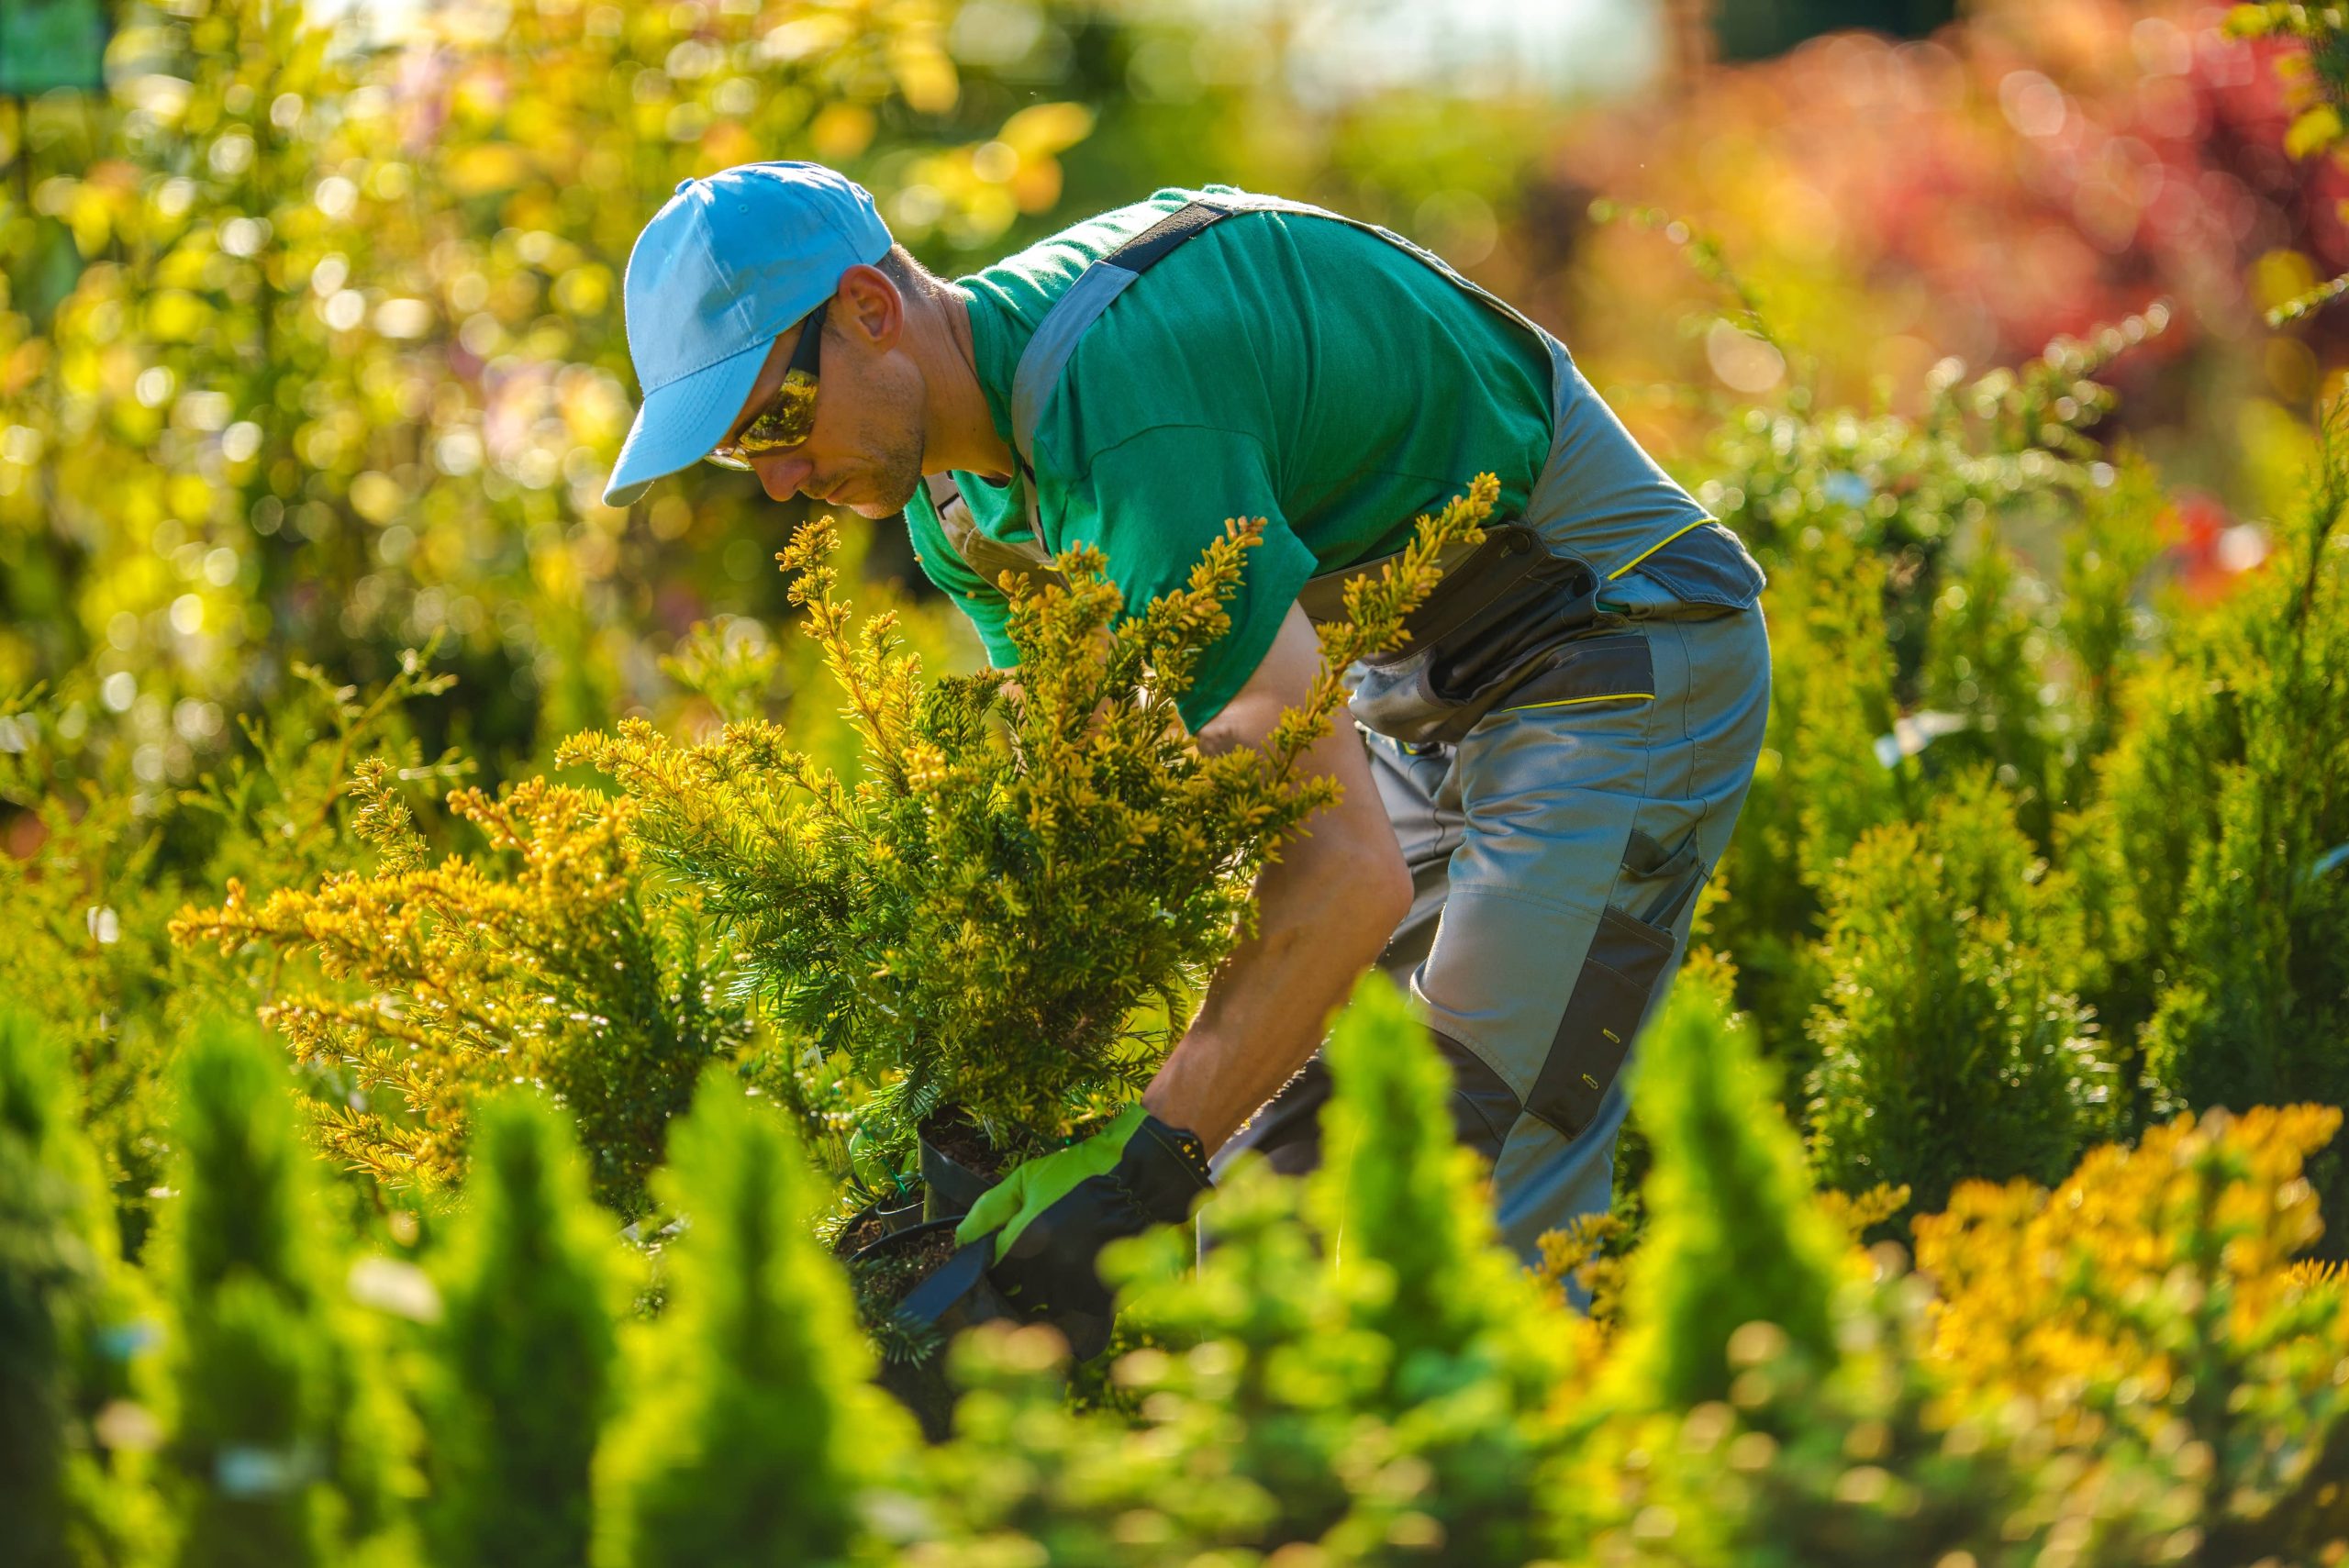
[834,264,903,352]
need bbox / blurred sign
[0,0,110,95]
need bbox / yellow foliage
[1915,1104,2349,1550]
[172,778,736,1212]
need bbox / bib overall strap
[1000,191,1574,563]
[926,472,1064,593]
[1003,200,1240,539]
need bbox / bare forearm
[1140,604,1409,1151]
[1141,802,1399,1159]
[1142,830,1400,1151]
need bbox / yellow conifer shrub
[1915,1104,2349,1562]
[562,484,1496,1168]
[173,774,743,1214]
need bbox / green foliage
[1610,978,1848,1411]
[2136,431,2349,1101]
[1806,772,2117,1214]
[592,1068,908,1568]
[1308,974,1569,1409]
[0,651,470,1254]
[2056,450,2169,775]
[565,484,1494,1166]
[0,1008,119,1568]
[933,974,1588,1563]
[1305,974,1578,1561]
[2056,399,2349,1230]
[148,1016,405,1568]
[421,1093,621,1568]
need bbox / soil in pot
[833,1195,924,1259]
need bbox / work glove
[952,1104,1212,1360]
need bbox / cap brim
[601,338,773,507]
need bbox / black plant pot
[918,1128,997,1220]
[830,1193,925,1258]
[848,1216,1018,1441]
[828,1120,996,1262]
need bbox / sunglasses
[706,304,824,471]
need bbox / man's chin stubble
[861,432,926,517]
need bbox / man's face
[715,272,927,520]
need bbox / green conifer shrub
[1304,973,1580,1562]
[563,486,1493,1171]
[1703,526,1908,1058]
[935,974,1589,1563]
[146,1015,407,1568]
[2052,398,2349,1227]
[1805,771,2115,1214]
[1607,977,1847,1413]
[421,1092,621,1568]
[0,1007,122,1568]
[592,1068,910,1568]
[2131,416,2349,1195]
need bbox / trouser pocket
[1527,828,1707,1140]
[1343,526,1610,747]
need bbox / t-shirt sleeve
[1063,424,1317,731]
[905,479,1021,669]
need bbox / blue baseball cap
[603,161,893,507]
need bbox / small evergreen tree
[593,1068,908,1568]
[1308,974,1581,1562]
[149,1016,403,1568]
[2130,408,2349,1216]
[1805,771,2115,1214]
[1310,974,1568,1400]
[1609,976,1847,1411]
[0,1007,118,1568]
[1705,526,1909,1059]
[2043,399,2349,1230]
[422,1092,621,1568]
[563,486,1492,1170]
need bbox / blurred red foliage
[1530,1,2349,492]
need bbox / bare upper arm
[1197,601,1325,757]
[1198,603,1391,838]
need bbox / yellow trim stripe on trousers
[1507,690,1655,713]
[1608,517,1711,581]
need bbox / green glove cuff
[953,1105,1152,1260]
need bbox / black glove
[958,1106,1211,1360]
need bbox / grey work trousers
[1212,569,1772,1268]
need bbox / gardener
[604,163,1769,1350]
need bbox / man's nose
[752,451,815,502]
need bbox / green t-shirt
[905,184,1555,730]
